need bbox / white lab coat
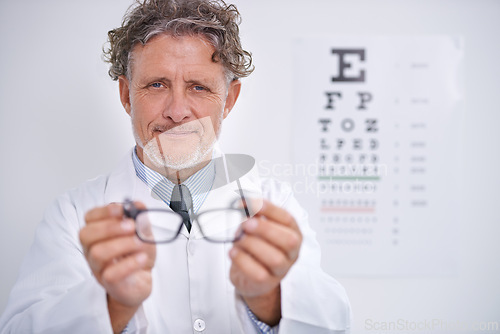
[0,151,351,334]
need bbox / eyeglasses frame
[123,179,252,244]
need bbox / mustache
[152,123,201,134]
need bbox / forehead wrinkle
[129,34,227,89]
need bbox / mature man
[0,0,351,333]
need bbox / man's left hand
[229,199,302,326]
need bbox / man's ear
[223,79,242,119]
[118,75,132,116]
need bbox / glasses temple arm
[236,179,251,218]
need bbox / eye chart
[292,36,464,277]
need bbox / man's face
[119,34,241,171]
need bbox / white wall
[1,0,499,332]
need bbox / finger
[88,235,144,274]
[79,218,136,252]
[84,203,123,223]
[229,246,278,286]
[242,216,301,261]
[234,234,290,278]
[255,200,298,230]
[81,201,148,251]
[101,252,150,284]
[131,201,147,210]
[234,197,264,216]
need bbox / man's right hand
[79,202,156,332]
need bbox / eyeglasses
[123,199,251,243]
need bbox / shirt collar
[132,148,215,214]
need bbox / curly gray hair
[103,0,254,82]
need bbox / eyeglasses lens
[136,210,183,243]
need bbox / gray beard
[142,135,215,171]
[132,112,224,171]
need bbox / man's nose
[163,90,191,123]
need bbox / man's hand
[229,199,302,326]
[79,202,156,333]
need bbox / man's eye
[151,83,162,88]
[193,85,206,91]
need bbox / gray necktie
[169,184,193,232]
